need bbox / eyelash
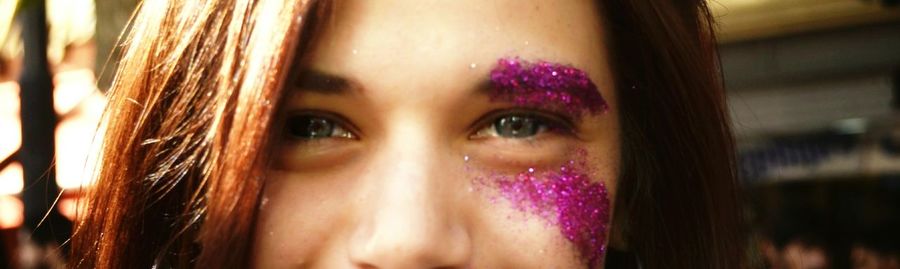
[283,109,576,141]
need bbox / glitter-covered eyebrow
[484,57,609,118]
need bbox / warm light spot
[0,81,20,114]
[55,91,105,190]
[0,162,24,195]
[57,191,86,221]
[53,69,98,115]
[0,195,24,229]
[0,81,22,165]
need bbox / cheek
[474,209,588,268]
[251,171,349,267]
[469,149,612,267]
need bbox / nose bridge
[349,117,470,268]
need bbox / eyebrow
[293,68,354,94]
[485,57,609,117]
[292,58,609,118]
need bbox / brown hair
[70,0,322,267]
[604,0,748,268]
[70,0,747,268]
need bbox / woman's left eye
[472,112,567,139]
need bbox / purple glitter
[489,57,609,118]
[482,162,611,267]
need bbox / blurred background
[0,0,898,268]
[713,0,900,268]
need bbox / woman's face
[251,0,620,268]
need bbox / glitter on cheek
[477,161,611,266]
[488,57,609,119]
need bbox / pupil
[289,116,334,139]
[494,116,537,138]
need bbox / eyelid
[285,109,362,140]
[468,108,579,138]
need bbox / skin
[251,0,620,268]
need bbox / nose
[348,131,471,269]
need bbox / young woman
[70,0,748,268]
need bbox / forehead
[302,0,612,100]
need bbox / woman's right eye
[285,115,355,140]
